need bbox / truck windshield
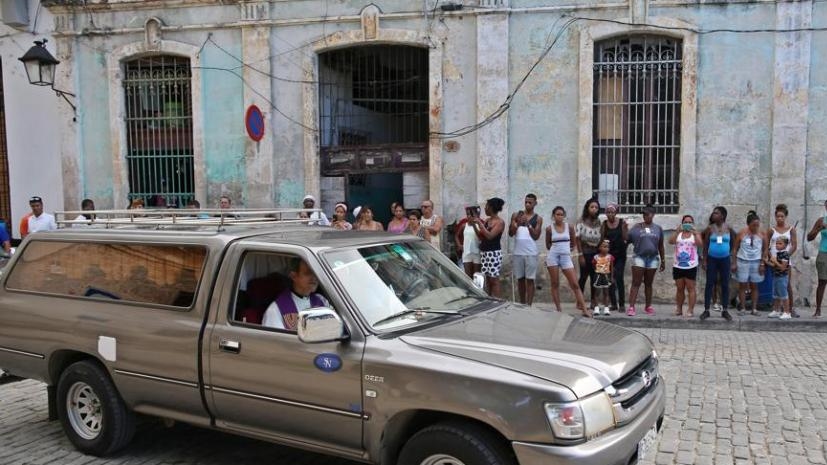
[323,241,491,331]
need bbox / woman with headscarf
[331,202,352,230]
[600,202,628,312]
[626,205,665,316]
[472,197,506,298]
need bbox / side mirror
[472,272,485,289]
[297,307,346,343]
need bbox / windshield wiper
[443,294,490,305]
[372,308,462,327]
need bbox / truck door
[204,246,365,458]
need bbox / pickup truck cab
[0,210,664,465]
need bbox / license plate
[637,424,658,461]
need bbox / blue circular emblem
[314,353,342,373]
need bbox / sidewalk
[531,303,827,332]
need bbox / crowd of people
[10,192,827,320]
[456,195,827,321]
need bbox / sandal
[673,310,683,316]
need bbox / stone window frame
[578,17,698,226]
[108,40,205,211]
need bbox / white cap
[303,194,316,203]
[353,206,362,218]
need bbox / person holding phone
[669,214,703,317]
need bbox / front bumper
[513,376,665,465]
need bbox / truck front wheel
[56,360,135,456]
[398,422,515,465]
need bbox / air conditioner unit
[1,0,29,29]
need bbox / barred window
[593,35,682,214]
[124,55,194,208]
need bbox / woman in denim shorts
[732,211,766,315]
[626,205,665,316]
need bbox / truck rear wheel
[398,422,514,465]
[56,360,135,456]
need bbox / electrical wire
[432,14,827,138]
[191,65,317,132]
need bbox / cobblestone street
[2,329,827,465]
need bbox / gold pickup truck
[0,211,663,465]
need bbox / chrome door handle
[219,339,241,354]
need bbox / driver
[262,258,329,330]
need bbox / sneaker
[593,306,601,317]
[713,303,723,312]
[721,310,733,321]
[626,306,636,316]
[768,311,781,318]
[603,307,611,315]
[645,306,655,315]
[779,313,792,320]
[700,310,710,321]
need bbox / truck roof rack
[55,209,325,230]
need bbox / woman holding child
[765,204,798,317]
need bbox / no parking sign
[245,105,265,142]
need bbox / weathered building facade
[30,0,827,303]
[1,0,63,237]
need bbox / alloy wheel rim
[419,454,466,465]
[66,381,103,440]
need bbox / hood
[400,303,653,398]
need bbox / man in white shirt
[72,198,96,228]
[262,258,329,330]
[27,196,57,233]
[302,194,330,226]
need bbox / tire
[56,360,135,456]
[398,422,515,465]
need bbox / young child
[769,236,791,320]
[592,240,614,316]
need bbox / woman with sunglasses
[732,211,766,317]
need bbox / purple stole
[275,289,324,330]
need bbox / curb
[530,304,826,332]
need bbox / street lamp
[18,39,59,86]
[18,39,76,115]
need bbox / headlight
[545,392,616,440]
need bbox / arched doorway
[318,45,428,224]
